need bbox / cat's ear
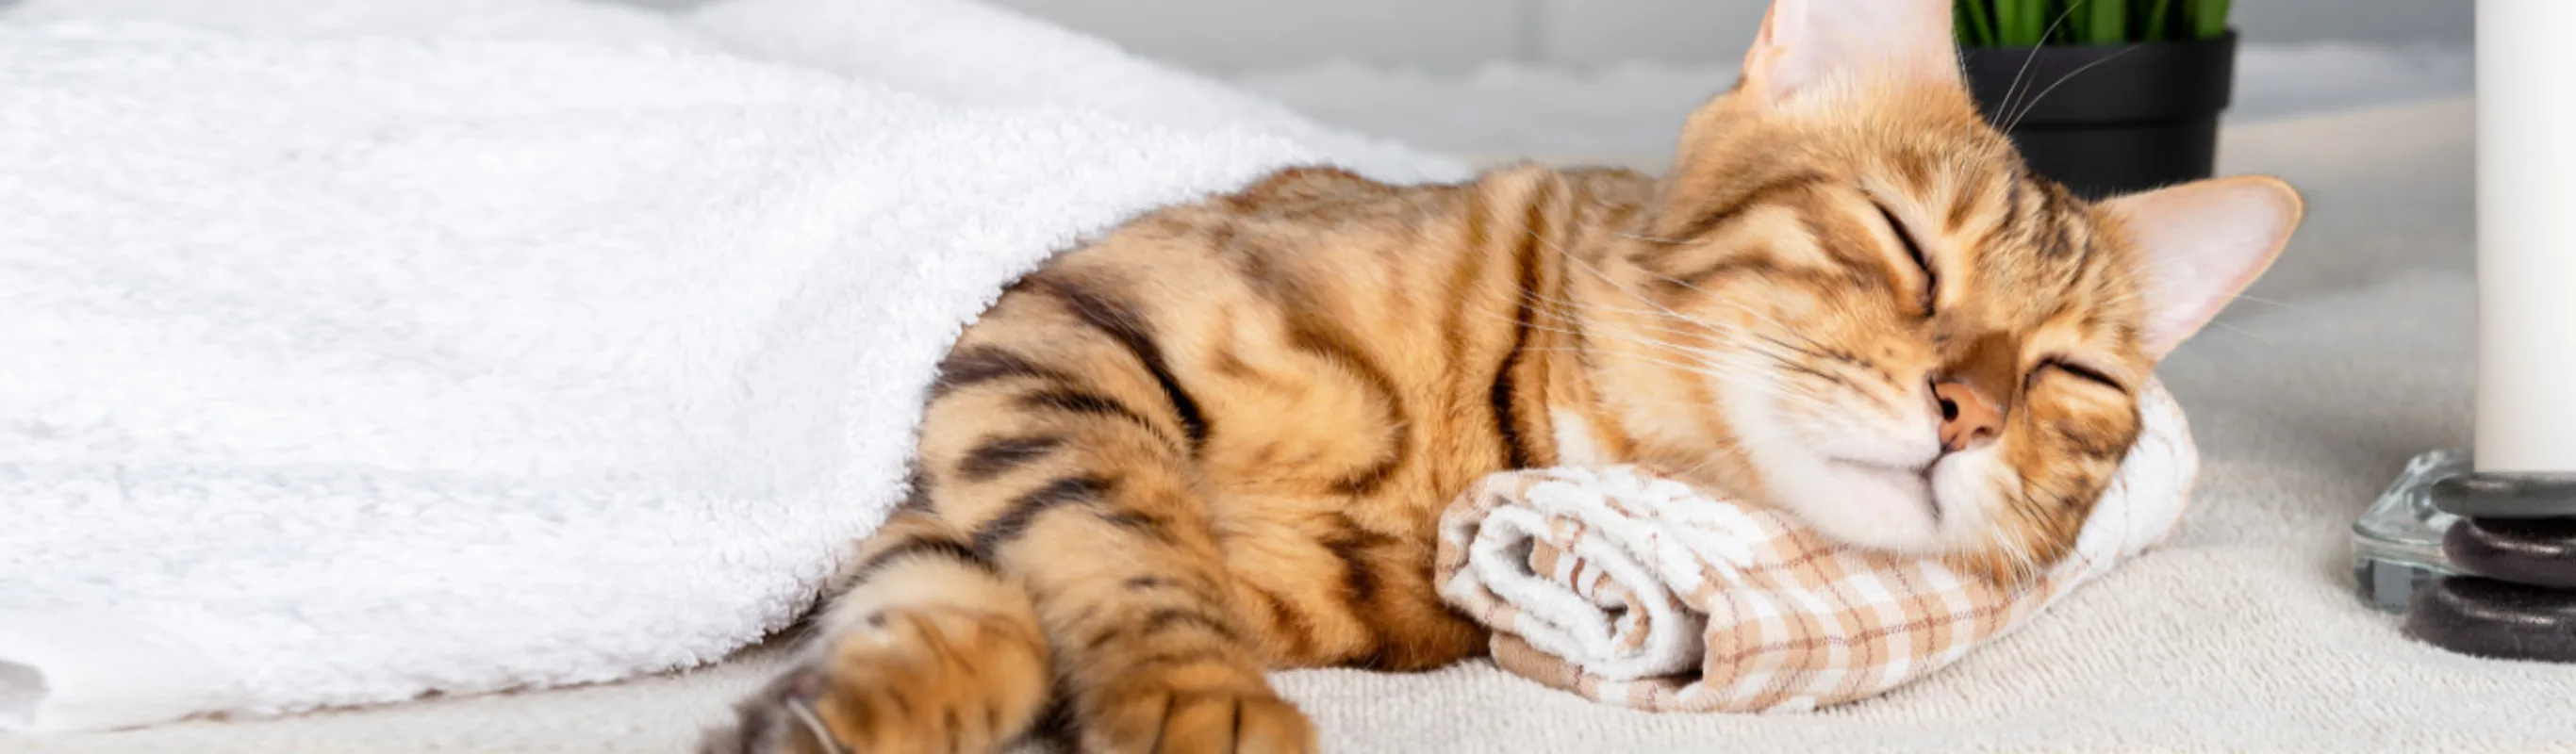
[2101,175,2306,359]
[1738,0,1962,104]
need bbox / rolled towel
[1434,380,2197,713]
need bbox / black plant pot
[1959,30,2237,200]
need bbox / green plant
[1955,0,2232,47]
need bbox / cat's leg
[708,275,1313,753]
[702,509,1053,754]
[954,420,1314,754]
[917,276,1314,753]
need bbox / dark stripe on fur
[1130,647,1230,672]
[1945,178,1983,234]
[1027,274,1212,451]
[1250,584,1317,659]
[1139,607,1242,642]
[1096,509,1183,547]
[1652,254,1807,296]
[1799,208,1894,290]
[2036,182,2081,259]
[955,434,1065,482]
[1440,186,1494,368]
[850,535,991,584]
[2006,168,2031,227]
[1488,310,1533,467]
[931,345,1074,400]
[1670,172,1826,242]
[1488,182,1559,469]
[899,462,933,512]
[1016,388,1169,442]
[2049,418,2136,459]
[1895,148,1939,197]
[1776,359,1864,393]
[1325,529,1385,605]
[971,475,1114,558]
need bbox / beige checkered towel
[1434,381,2197,713]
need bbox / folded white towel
[1437,382,2198,713]
[0,0,1462,732]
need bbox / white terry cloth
[1433,382,2196,713]
[0,0,1465,733]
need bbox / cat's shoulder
[1226,165,1401,209]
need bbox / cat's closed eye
[2030,357,2125,393]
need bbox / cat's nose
[1932,380,2003,452]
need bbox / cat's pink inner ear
[1740,0,1963,103]
[2102,176,2307,359]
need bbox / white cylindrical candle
[2477,1,2576,474]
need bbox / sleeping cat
[705,0,2301,751]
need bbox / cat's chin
[1762,451,1991,557]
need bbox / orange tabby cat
[704,0,2302,751]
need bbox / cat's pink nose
[1933,380,2003,452]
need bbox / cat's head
[1589,0,2301,580]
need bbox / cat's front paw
[699,664,838,754]
[1082,680,1317,754]
[701,609,1050,754]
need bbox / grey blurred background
[0,0,2462,161]
[0,0,2467,73]
[612,0,2470,73]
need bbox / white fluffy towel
[1435,382,2198,713]
[0,0,1461,732]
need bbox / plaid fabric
[1435,381,2197,713]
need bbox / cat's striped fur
[702,1,2300,751]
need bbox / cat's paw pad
[703,610,1049,754]
[1086,684,1317,754]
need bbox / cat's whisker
[1612,268,1840,359]
[2003,42,2142,134]
[1523,298,1805,361]
[1509,343,1846,418]
[1516,344,1806,398]
[1452,238,1813,368]
[2216,292,2326,320]
[1707,427,1826,469]
[1617,232,1692,246]
[1533,303,1809,363]
[1665,335,1818,373]
[2195,319,2281,347]
[1681,365,1853,418]
[1546,235,1753,336]
[1505,331,1805,396]
[1510,346,1820,413]
[1998,0,2096,132]
[1468,322,1773,391]
[1473,306,1695,364]
[1537,326,1826,394]
[1522,289,1674,323]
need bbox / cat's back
[1035,163,1656,326]
[1012,162,1660,433]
